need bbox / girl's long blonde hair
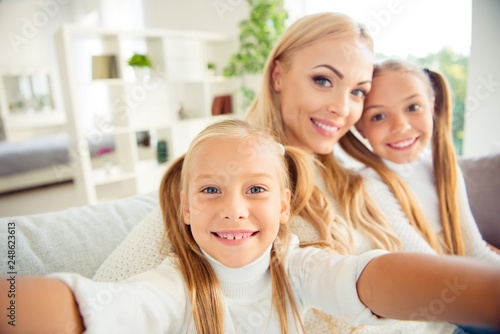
[159,119,340,333]
[342,59,467,255]
[246,12,401,252]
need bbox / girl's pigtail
[159,156,224,334]
[340,131,442,252]
[428,70,467,255]
[159,155,184,254]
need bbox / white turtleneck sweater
[359,148,500,264]
[51,237,390,333]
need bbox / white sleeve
[288,246,394,327]
[49,259,189,333]
[360,168,437,254]
[456,166,500,264]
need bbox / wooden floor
[0,181,80,217]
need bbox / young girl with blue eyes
[352,59,500,263]
[1,119,499,333]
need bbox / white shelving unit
[55,25,239,205]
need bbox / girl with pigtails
[1,119,500,333]
[351,59,500,264]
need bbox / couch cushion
[458,153,500,249]
[0,191,158,278]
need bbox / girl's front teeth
[216,233,252,240]
[391,138,416,148]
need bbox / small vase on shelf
[128,53,152,82]
[133,66,151,82]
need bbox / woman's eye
[371,114,386,122]
[352,89,367,98]
[313,76,332,87]
[202,187,220,194]
[407,104,421,112]
[247,186,265,194]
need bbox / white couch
[1,153,499,279]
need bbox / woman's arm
[0,276,84,333]
[357,252,500,327]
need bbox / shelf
[56,24,239,205]
[92,166,135,186]
[77,78,126,86]
[205,75,229,83]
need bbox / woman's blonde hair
[342,59,467,255]
[246,12,401,252]
[159,119,343,333]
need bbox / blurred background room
[0,0,498,217]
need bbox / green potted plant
[128,53,152,81]
[223,0,288,109]
[207,62,217,76]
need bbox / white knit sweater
[359,148,500,265]
[53,237,392,333]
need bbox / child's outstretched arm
[0,276,84,333]
[357,252,500,327]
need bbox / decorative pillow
[93,207,171,281]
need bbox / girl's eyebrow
[193,172,274,182]
[403,93,422,101]
[364,104,384,111]
[364,93,424,112]
[193,174,225,183]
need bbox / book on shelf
[211,95,232,116]
[92,55,118,80]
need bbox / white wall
[141,0,248,36]
[463,0,500,157]
[0,0,249,137]
[0,0,74,70]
